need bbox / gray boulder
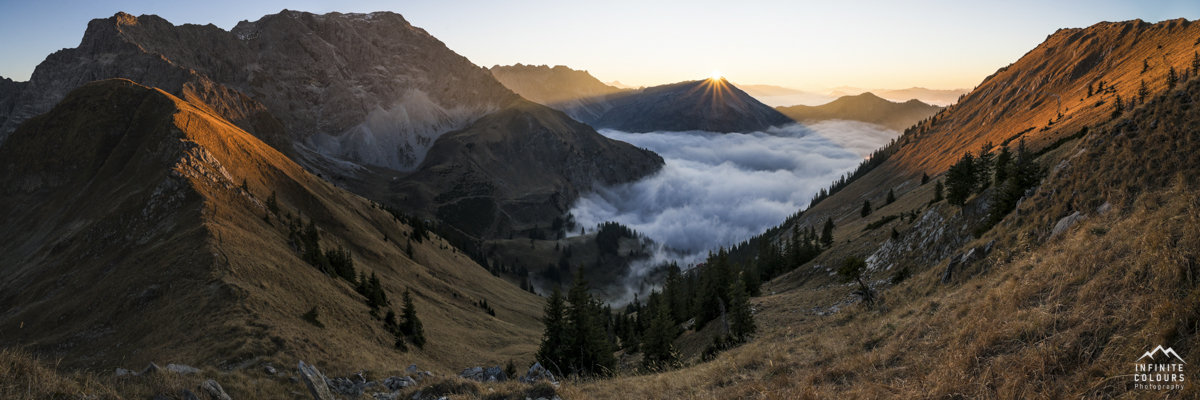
[406,364,419,374]
[141,362,161,375]
[384,376,417,391]
[181,389,201,400]
[519,362,556,384]
[199,380,232,400]
[264,364,277,375]
[1051,211,1087,238]
[298,361,335,400]
[115,368,136,377]
[166,364,200,374]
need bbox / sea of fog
[569,121,899,269]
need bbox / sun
[711,71,722,80]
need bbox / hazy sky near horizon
[1,1,1196,90]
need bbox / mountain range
[776,92,943,131]
[0,11,663,242]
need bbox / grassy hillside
[0,79,544,378]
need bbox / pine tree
[975,142,994,193]
[886,189,896,205]
[742,261,761,297]
[945,152,976,206]
[1087,83,1093,97]
[820,217,835,248]
[400,287,426,349]
[564,267,615,377]
[932,180,945,204]
[861,200,872,218]
[1169,66,1179,89]
[1143,58,1150,73]
[1193,52,1200,77]
[536,286,568,376]
[1139,79,1149,104]
[727,277,756,342]
[405,240,414,258]
[837,256,874,304]
[266,191,280,215]
[640,299,678,371]
[993,145,1012,187]
[921,172,929,185]
[1111,94,1124,119]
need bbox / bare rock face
[226,11,517,170]
[0,13,291,156]
[0,11,515,171]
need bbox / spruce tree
[975,142,994,193]
[742,261,761,297]
[400,287,425,348]
[536,286,568,376]
[932,180,945,204]
[820,217,835,248]
[861,200,872,218]
[886,189,896,205]
[565,267,615,377]
[1169,66,1179,89]
[640,299,678,371]
[1111,94,1124,119]
[921,172,929,185]
[945,152,977,206]
[1139,79,1149,104]
[993,145,1012,187]
[728,277,756,342]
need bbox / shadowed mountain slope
[489,64,634,125]
[0,79,544,372]
[593,77,794,133]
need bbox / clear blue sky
[1,1,1196,90]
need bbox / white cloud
[570,121,897,260]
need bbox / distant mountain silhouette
[489,64,634,125]
[593,77,794,133]
[776,92,942,131]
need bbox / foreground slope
[557,25,1200,400]
[0,79,543,373]
[776,92,943,131]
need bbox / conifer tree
[536,286,567,376]
[1139,79,1150,104]
[640,299,678,371]
[266,191,280,215]
[564,267,615,377]
[932,180,945,204]
[993,145,1012,186]
[861,200,872,218]
[945,152,977,206]
[1169,66,1179,89]
[921,172,929,185]
[1111,94,1124,119]
[820,217,835,248]
[728,277,756,342]
[742,261,761,297]
[975,141,995,193]
[837,256,873,304]
[400,287,425,348]
[886,189,896,205]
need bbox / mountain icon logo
[1136,345,1186,364]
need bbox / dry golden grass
[553,71,1200,400]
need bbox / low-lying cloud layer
[570,121,898,262]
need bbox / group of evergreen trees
[387,288,427,351]
[536,245,769,376]
[536,269,618,377]
[939,138,1045,232]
